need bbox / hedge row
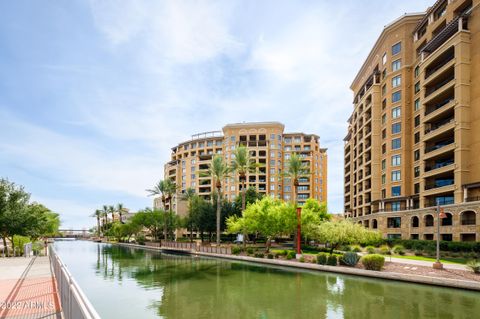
[384,239,480,253]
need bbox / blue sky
[0,0,432,229]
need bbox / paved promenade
[0,256,62,319]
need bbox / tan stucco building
[159,122,327,218]
[344,0,480,241]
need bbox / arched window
[461,211,476,225]
[411,216,419,228]
[364,220,370,228]
[441,213,453,226]
[424,214,434,227]
[372,219,378,229]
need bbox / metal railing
[49,246,101,319]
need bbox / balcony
[424,138,455,160]
[425,67,455,98]
[421,14,467,56]
[424,117,455,141]
[424,89,455,121]
[424,46,455,80]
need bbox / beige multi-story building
[344,0,480,241]
[160,122,327,218]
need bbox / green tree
[227,197,296,252]
[190,196,215,242]
[0,179,30,256]
[163,179,177,240]
[130,208,167,241]
[300,198,331,241]
[314,220,382,254]
[206,155,231,245]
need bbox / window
[270,134,275,140]
[414,99,420,111]
[382,159,386,170]
[284,186,291,192]
[382,143,386,154]
[414,132,420,144]
[391,170,401,181]
[414,82,420,93]
[382,69,386,79]
[392,42,401,55]
[270,160,275,166]
[382,174,386,185]
[382,84,386,96]
[382,189,386,199]
[269,168,275,174]
[414,166,420,178]
[392,59,401,71]
[382,52,387,65]
[414,115,420,127]
[391,201,401,211]
[382,129,386,139]
[392,75,401,88]
[392,107,401,119]
[270,185,275,191]
[392,155,401,166]
[230,136,235,142]
[392,186,401,196]
[392,122,401,134]
[387,217,401,228]
[392,138,401,150]
[414,66,419,78]
[414,149,420,161]
[382,99,387,110]
[392,91,401,103]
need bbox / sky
[0,0,433,229]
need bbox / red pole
[296,206,302,255]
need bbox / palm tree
[181,188,196,242]
[102,205,109,233]
[91,209,102,236]
[206,154,231,245]
[163,179,177,240]
[109,205,115,222]
[147,180,168,240]
[116,203,127,224]
[284,153,310,254]
[230,145,258,248]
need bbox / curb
[115,242,480,291]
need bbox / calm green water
[54,241,479,319]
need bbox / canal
[54,241,479,319]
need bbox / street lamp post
[296,206,302,257]
[433,201,446,270]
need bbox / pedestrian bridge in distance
[57,229,92,239]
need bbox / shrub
[378,245,391,255]
[465,252,477,260]
[350,245,362,253]
[365,246,376,254]
[466,260,480,274]
[232,246,242,255]
[341,252,360,267]
[392,245,405,255]
[246,247,255,255]
[254,252,264,258]
[267,253,274,259]
[299,256,305,263]
[327,255,338,266]
[136,234,145,245]
[341,245,352,252]
[277,250,288,256]
[286,251,296,260]
[414,250,423,256]
[361,254,385,271]
[317,253,328,265]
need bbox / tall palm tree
[284,153,310,254]
[116,203,127,224]
[147,180,168,240]
[91,209,102,236]
[181,188,196,242]
[206,154,231,245]
[230,145,258,248]
[109,205,115,222]
[102,205,109,232]
[163,179,177,240]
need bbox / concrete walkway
[0,256,62,319]
[376,255,467,270]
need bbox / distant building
[157,121,327,219]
